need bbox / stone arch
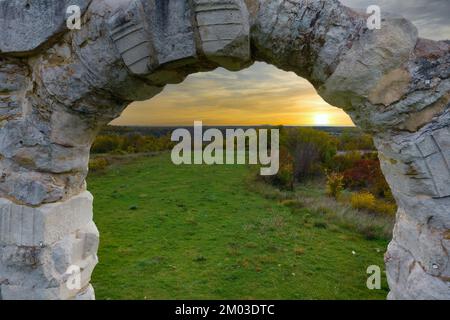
[0,0,448,299]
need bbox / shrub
[343,159,378,189]
[91,133,174,154]
[91,135,121,154]
[370,173,394,201]
[89,157,109,172]
[351,192,376,211]
[350,191,396,216]
[340,157,393,199]
[264,147,294,190]
[372,200,397,216]
[338,128,375,151]
[280,127,337,181]
[263,127,339,188]
[326,151,362,172]
[326,172,344,199]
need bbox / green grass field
[88,153,390,299]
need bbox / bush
[351,192,376,211]
[326,152,362,172]
[264,147,294,190]
[350,191,397,216]
[340,157,393,200]
[326,172,344,199]
[338,128,375,151]
[372,200,397,216]
[91,133,174,154]
[89,157,109,172]
[91,135,122,154]
[342,159,379,189]
[280,127,337,182]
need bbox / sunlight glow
[313,114,330,126]
[112,63,356,127]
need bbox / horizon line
[107,124,357,128]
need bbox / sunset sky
[112,0,450,127]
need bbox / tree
[280,128,337,181]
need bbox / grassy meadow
[88,152,391,300]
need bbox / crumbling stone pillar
[0,0,251,299]
[0,193,98,299]
[247,0,449,299]
[0,0,448,299]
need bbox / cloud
[112,62,355,126]
[341,0,450,40]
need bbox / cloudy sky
[112,0,450,127]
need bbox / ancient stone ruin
[0,0,448,300]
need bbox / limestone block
[378,147,437,198]
[0,62,28,93]
[0,164,84,206]
[320,14,418,109]
[390,194,450,228]
[393,210,449,278]
[377,125,450,199]
[404,264,450,300]
[1,282,96,300]
[401,93,450,132]
[368,68,411,106]
[77,221,100,259]
[74,284,95,300]
[0,284,64,300]
[0,220,99,300]
[0,192,93,246]
[0,0,91,54]
[414,127,450,198]
[0,61,27,125]
[108,0,156,75]
[1,134,90,174]
[0,245,40,267]
[386,243,450,301]
[0,95,21,124]
[49,108,101,148]
[34,0,164,104]
[146,0,197,66]
[108,0,251,74]
[193,0,251,70]
[386,208,450,300]
[385,240,416,299]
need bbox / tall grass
[247,174,394,241]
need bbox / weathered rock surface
[0,0,91,54]
[0,192,94,246]
[0,193,98,300]
[0,0,448,299]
